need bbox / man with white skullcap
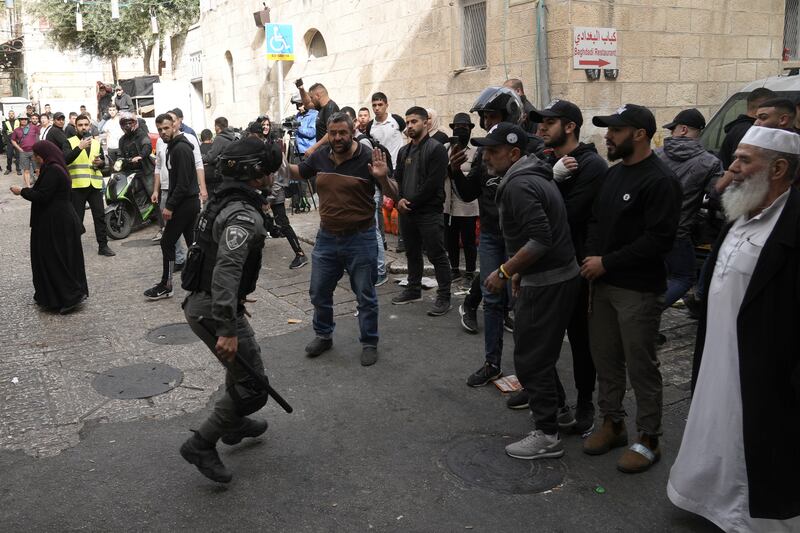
[668,126,800,530]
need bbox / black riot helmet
[470,86,523,130]
[218,137,282,181]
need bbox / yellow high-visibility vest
[3,119,19,134]
[67,136,103,189]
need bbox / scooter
[104,159,157,240]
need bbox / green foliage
[31,0,199,65]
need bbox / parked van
[700,70,800,154]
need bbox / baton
[232,354,294,414]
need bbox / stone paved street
[0,184,717,532]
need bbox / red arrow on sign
[579,59,611,67]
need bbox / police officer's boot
[221,417,269,445]
[179,430,233,483]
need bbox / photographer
[292,95,318,159]
[262,116,308,270]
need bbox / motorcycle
[104,158,157,240]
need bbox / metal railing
[785,0,800,60]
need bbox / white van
[700,71,800,153]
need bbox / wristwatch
[497,265,510,281]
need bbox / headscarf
[427,108,441,137]
[32,140,69,180]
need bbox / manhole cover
[92,363,183,399]
[121,239,157,248]
[445,435,566,494]
[146,323,198,345]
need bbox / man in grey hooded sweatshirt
[476,122,581,461]
[654,109,723,308]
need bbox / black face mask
[452,125,472,148]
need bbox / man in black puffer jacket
[201,116,237,199]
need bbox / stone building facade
[194,0,787,141]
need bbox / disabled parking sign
[266,23,294,61]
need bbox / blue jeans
[664,237,696,308]
[310,226,379,347]
[478,231,507,367]
[374,189,386,277]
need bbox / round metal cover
[445,435,566,494]
[121,239,157,248]
[92,363,183,399]
[146,323,198,345]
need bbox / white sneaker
[151,229,163,242]
[505,430,564,460]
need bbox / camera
[282,116,300,134]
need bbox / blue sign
[266,23,294,60]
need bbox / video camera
[282,116,300,135]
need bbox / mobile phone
[448,136,460,148]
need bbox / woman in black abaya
[10,140,88,314]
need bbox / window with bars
[461,0,487,68]
[785,0,800,60]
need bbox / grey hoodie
[655,136,723,240]
[496,155,578,284]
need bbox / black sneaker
[305,336,332,358]
[557,405,577,430]
[221,418,268,445]
[427,297,452,316]
[3,169,10,175]
[459,303,478,334]
[391,290,422,305]
[574,402,596,436]
[466,362,502,387]
[289,254,308,269]
[98,245,116,257]
[360,345,378,366]
[144,283,173,300]
[503,313,515,333]
[507,389,530,410]
[179,432,232,483]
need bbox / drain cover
[445,435,566,494]
[92,363,183,399]
[120,239,156,248]
[146,323,198,345]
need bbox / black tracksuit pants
[160,197,200,285]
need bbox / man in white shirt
[367,92,405,168]
[102,105,124,166]
[38,114,52,141]
[668,126,800,531]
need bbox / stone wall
[549,0,785,145]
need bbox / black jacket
[119,129,154,179]
[545,143,607,261]
[585,152,681,293]
[395,135,448,215]
[718,114,754,170]
[692,186,800,520]
[165,135,199,211]
[45,125,69,152]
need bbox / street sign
[573,26,617,70]
[266,23,294,61]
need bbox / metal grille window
[785,0,800,60]
[462,0,487,68]
[190,52,202,81]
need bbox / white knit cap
[739,126,800,154]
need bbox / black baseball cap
[470,122,527,151]
[529,99,583,127]
[592,104,657,138]
[663,108,706,130]
[53,112,65,120]
[449,112,474,129]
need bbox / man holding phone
[65,114,115,256]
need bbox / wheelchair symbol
[269,26,290,53]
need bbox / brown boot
[583,416,628,455]
[617,434,661,474]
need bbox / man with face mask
[179,137,283,483]
[668,126,800,530]
[117,111,155,195]
[580,104,681,474]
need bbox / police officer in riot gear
[179,137,282,483]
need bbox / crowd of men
[4,75,799,529]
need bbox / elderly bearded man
[668,126,800,531]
